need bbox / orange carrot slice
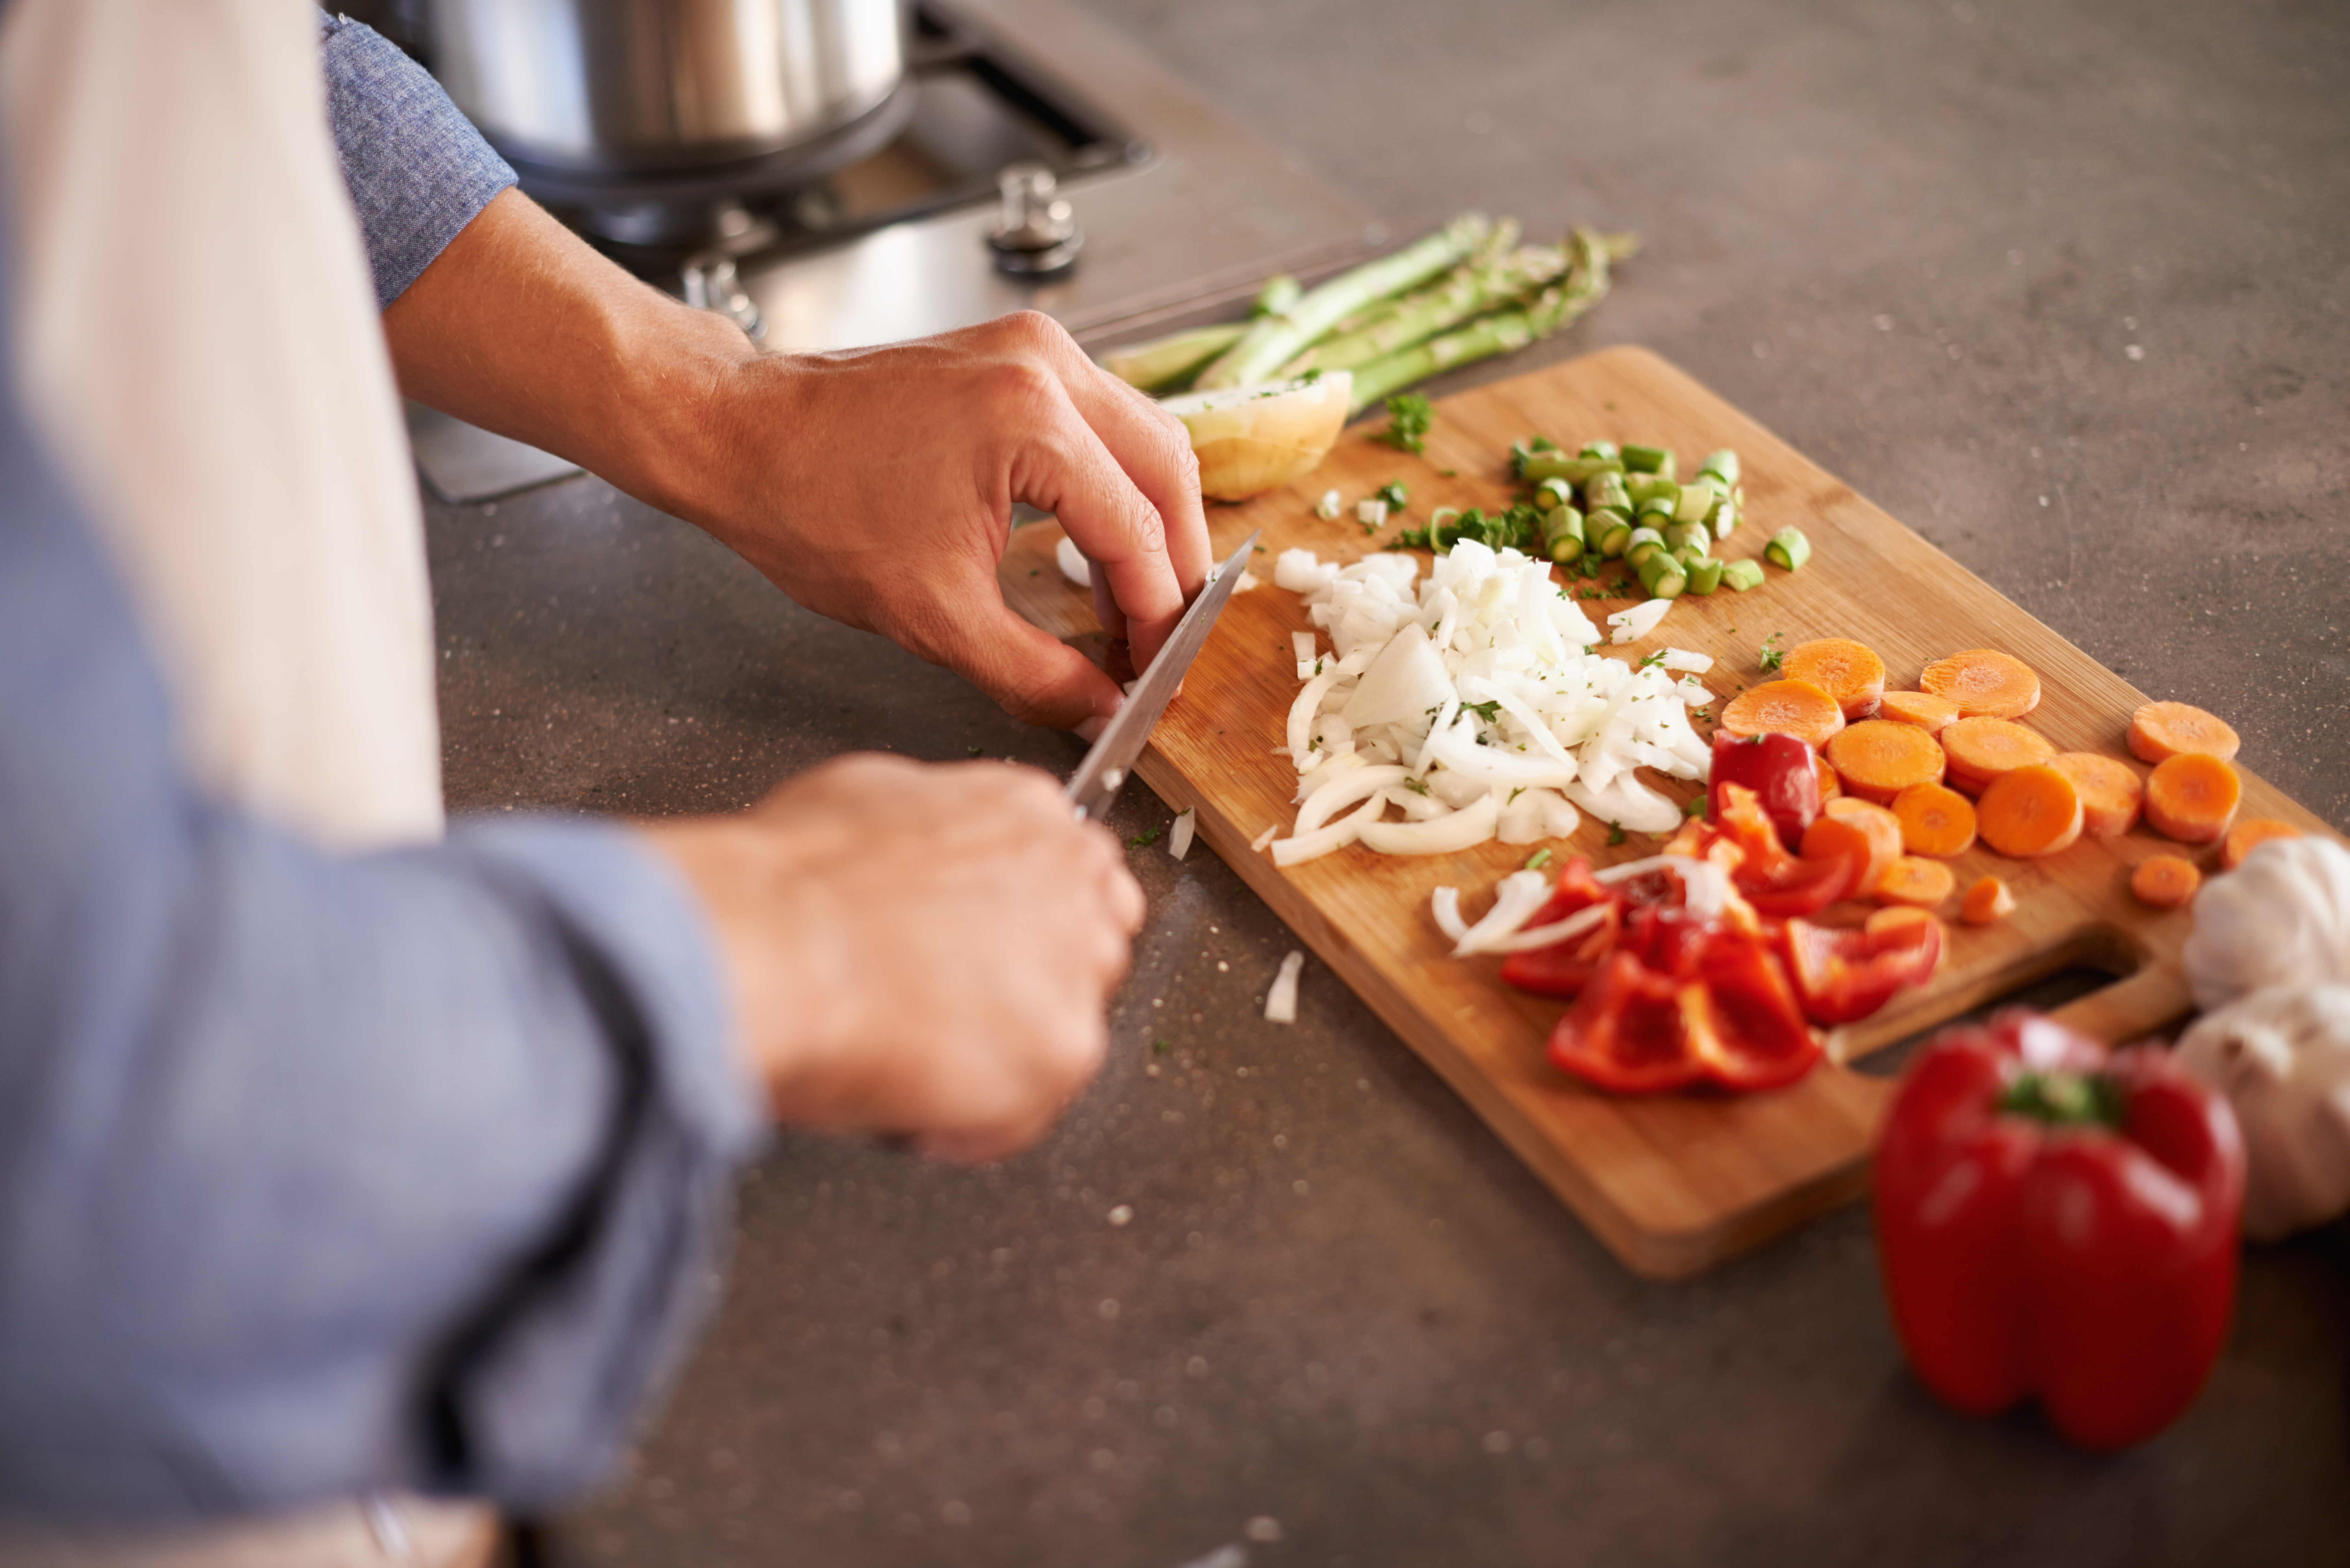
[2221,818,2303,871]
[2144,752,2241,844]
[1940,717,2056,795]
[1821,796,1904,895]
[2130,855,2202,910]
[1719,679,1847,747]
[1800,816,1880,899]
[1920,649,2041,720]
[1891,781,1977,858]
[2047,752,2144,838]
[1824,719,1948,804]
[1878,856,1957,908]
[1815,752,1842,803]
[1878,690,1961,733]
[1977,764,2084,857]
[1781,638,1887,720]
[1865,904,1943,941]
[1960,876,2016,925]
[2127,701,2240,765]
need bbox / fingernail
[1073,693,1123,744]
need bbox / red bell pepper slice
[1497,859,1620,999]
[1715,783,1853,917]
[1708,731,1821,849]
[1873,1011,2246,1450]
[1546,926,1818,1094]
[1779,912,1943,1026]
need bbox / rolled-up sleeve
[318,14,516,308]
[0,237,765,1521]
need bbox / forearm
[382,188,757,524]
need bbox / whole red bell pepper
[1873,1011,2246,1450]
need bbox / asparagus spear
[1297,220,1522,359]
[1193,214,1493,390]
[1100,321,1250,392]
[1280,240,1568,377]
[1344,228,1627,413]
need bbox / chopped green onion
[1524,847,1554,871]
[1636,552,1687,598]
[1625,526,1668,567]
[1584,471,1632,514]
[1697,448,1740,487]
[1664,519,1712,556]
[1684,556,1726,594]
[1541,505,1586,564]
[1621,444,1674,477]
[1581,440,1621,461]
[1592,516,1635,558]
[1722,558,1765,591]
[1709,494,1738,538]
[1626,473,1680,509]
[1673,480,1718,524]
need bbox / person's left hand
[681,311,1210,734]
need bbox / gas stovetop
[408,0,1376,503]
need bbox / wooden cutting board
[998,345,2337,1280]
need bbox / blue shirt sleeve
[318,14,517,309]
[0,212,764,1521]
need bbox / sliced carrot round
[1815,752,1842,803]
[1877,856,1957,908]
[2047,752,2143,839]
[1960,875,2016,925]
[1878,690,1961,733]
[1781,638,1887,720]
[1825,719,1948,804]
[1821,796,1904,895]
[1920,649,2041,720]
[1800,816,1881,899]
[1719,678,1847,747]
[1865,905,1944,942]
[1940,717,2056,795]
[1891,780,1977,858]
[2130,855,2202,910]
[1977,764,2084,858]
[2144,752,2241,845]
[2127,701,2240,765]
[2221,818,2303,871]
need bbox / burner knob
[988,163,1082,281]
[680,252,764,343]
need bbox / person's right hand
[636,754,1141,1162]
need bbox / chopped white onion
[1606,598,1672,643]
[1357,791,1499,856]
[1168,808,1196,860]
[1265,950,1306,1024]
[1592,853,1732,920]
[1483,901,1611,954]
[1660,648,1714,674]
[1294,765,1410,835]
[1271,791,1386,866]
[1055,535,1090,587]
[1431,886,1469,943]
[1357,497,1389,526]
[1249,825,1278,853]
[1449,868,1556,955]
[1292,631,1317,679]
[1315,489,1342,522]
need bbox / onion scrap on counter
[1267,541,1715,864]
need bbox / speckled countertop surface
[425,0,2348,1561]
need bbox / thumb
[952,598,1128,732]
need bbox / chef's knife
[1066,530,1261,822]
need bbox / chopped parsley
[1463,699,1504,724]
[1637,651,1668,672]
[1607,822,1628,846]
[966,745,984,756]
[1377,392,1434,454]
[1683,796,1709,817]
[1758,632,1785,673]
[1128,827,1161,848]
[1153,1039,1170,1054]
[1523,847,1554,871]
[1375,480,1409,510]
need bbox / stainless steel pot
[428,0,910,212]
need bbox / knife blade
[1065,529,1261,823]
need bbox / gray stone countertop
[424,0,2348,1562]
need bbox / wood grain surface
[998,345,2337,1279]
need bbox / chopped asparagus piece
[1636,552,1688,597]
[1684,556,1726,594]
[1253,275,1302,318]
[1697,448,1740,487]
[1584,471,1632,514]
[1540,504,1586,563]
[1593,517,1635,558]
[1766,527,1813,571]
[1673,479,1719,524]
[1581,440,1620,461]
[1635,495,1678,527]
[1621,445,1676,478]
[1709,494,1739,538]
[1535,476,1576,510]
[1625,526,1668,567]
[1721,557,1766,591]
[1664,519,1712,556]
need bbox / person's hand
[637,753,1141,1162]
[687,312,1211,735]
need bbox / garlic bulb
[2174,984,2350,1241]
[2181,836,2350,1011]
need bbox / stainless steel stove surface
[407,0,1376,502]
